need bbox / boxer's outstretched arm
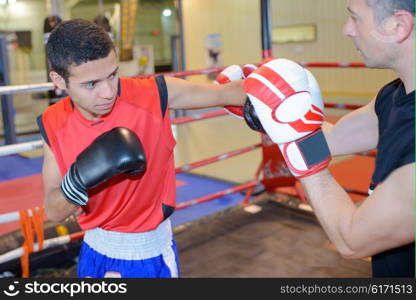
[42,141,78,222]
[165,76,246,110]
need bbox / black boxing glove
[61,127,147,206]
[243,98,265,133]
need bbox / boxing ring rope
[323,103,363,110]
[0,83,54,96]
[0,231,84,265]
[0,60,374,217]
[0,102,362,157]
[0,140,43,157]
[147,62,366,78]
[0,142,262,225]
[0,111,264,265]
[0,62,367,96]
[0,60,375,271]
[176,181,258,210]
[0,149,261,264]
[0,141,262,264]
[0,185,261,264]
[175,144,261,173]
[0,210,35,225]
[172,109,227,124]
[298,62,366,68]
[0,110,230,157]
[0,142,263,264]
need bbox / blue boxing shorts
[77,218,180,278]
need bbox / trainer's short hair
[46,18,115,83]
[365,0,415,23]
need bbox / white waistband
[83,218,173,260]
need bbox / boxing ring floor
[0,112,373,277]
[23,198,372,278]
[176,198,371,277]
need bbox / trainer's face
[64,50,119,120]
[343,0,395,68]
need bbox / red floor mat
[0,174,44,235]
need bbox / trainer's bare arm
[42,141,78,222]
[300,163,414,259]
[165,76,246,110]
[323,98,379,156]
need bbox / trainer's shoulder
[374,78,403,113]
[377,78,403,97]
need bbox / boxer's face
[56,50,119,120]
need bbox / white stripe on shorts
[162,241,178,278]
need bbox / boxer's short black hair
[46,18,115,83]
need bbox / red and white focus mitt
[243,58,331,177]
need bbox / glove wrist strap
[61,164,88,206]
[281,128,331,178]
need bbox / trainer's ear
[390,9,414,43]
[49,71,67,90]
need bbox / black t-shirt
[370,78,415,277]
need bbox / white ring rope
[0,235,71,265]
[0,140,43,157]
[0,83,54,96]
[0,211,30,224]
[0,62,367,96]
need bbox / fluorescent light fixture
[162,9,172,17]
